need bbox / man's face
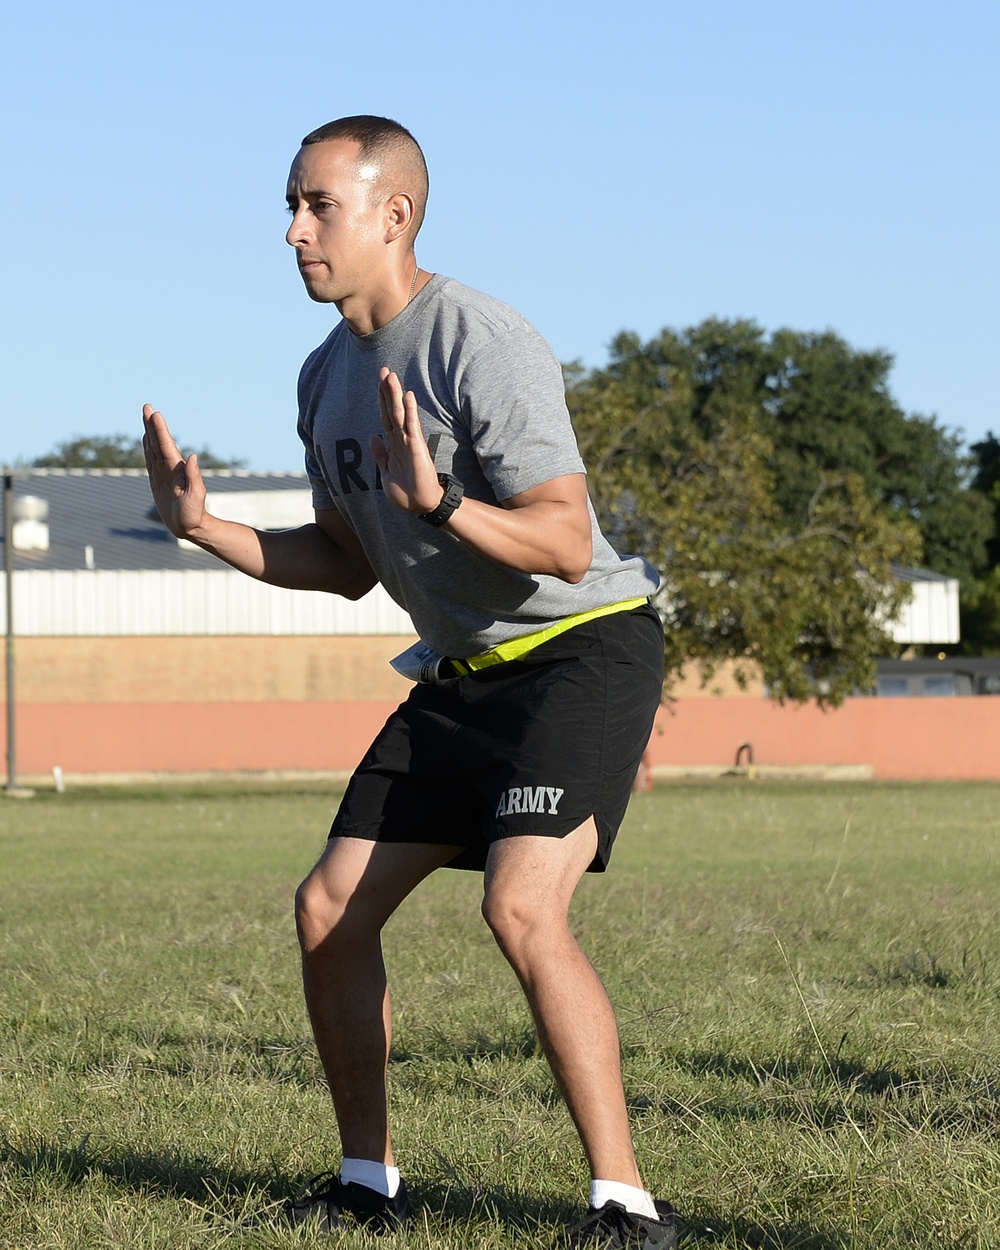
[285,139,387,305]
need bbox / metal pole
[4,472,16,792]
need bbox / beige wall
[12,636,997,784]
[666,659,766,699]
[3,636,763,704]
[3,635,418,704]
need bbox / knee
[481,888,541,965]
[295,872,350,957]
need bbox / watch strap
[418,473,464,527]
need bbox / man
[142,115,675,1248]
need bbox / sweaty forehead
[286,139,375,195]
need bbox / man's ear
[383,192,415,243]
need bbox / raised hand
[141,404,208,540]
[370,368,444,515]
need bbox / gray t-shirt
[297,274,659,657]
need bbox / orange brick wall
[6,700,400,777]
[3,638,1000,783]
[4,693,1000,783]
[644,697,1000,780]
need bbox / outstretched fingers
[140,404,208,538]
[377,368,404,437]
[377,368,423,440]
[372,369,443,514]
[141,404,184,477]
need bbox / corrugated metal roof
[890,564,955,584]
[1,469,311,572]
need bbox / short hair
[301,115,429,239]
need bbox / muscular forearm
[142,404,375,598]
[442,495,593,583]
[373,373,593,583]
[185,515,376,599]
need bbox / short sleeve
[297,369,337,512]
[457,328,586,501]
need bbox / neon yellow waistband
[450,597,649,675]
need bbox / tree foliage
[582,322,991,581]
[31,434,244,470]
[969,433,1000,566]
[567,323,928,705]
[954,433,1000,654]
[958,568,1000,657]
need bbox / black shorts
[329,603,664,872]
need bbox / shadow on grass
[131,1028,321,1087]
[1,1139,846,1247]
[0,1133,288,1205]
[628,1049,1000,1135]
[52,1023,539,1086]
[390,1025,541,1065]
[413,1176,575,1237]
[677,1207,847,1249]
[411,1180,847,1249]
[670,1049,915,1095]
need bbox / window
[922,676,956,697]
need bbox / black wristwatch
[418,473,464,527]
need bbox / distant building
[1,469,413,636]
[0,469,418,780]
[0,471,962,648]
[3,470,997,782]
[876,656,1000,698]
[887,565,960,649]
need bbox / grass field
[1,780,999,1249]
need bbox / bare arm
[445,474,593,583]
[141,404,377,599]
[370,370,593,583]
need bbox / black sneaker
[284,1171,413,1233]
[563,1199,678,1249]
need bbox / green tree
[567,349,920,704]
[589,322,992,583]
[954,433,1000,653]
[969,432,1000,566]
[958,570,1000,656]
[31,434,245,470]
[761,330,990,582]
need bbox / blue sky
[1,0,997,472]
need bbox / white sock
[339,1157,401,1198]
[590,1179,658,1219]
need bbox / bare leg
[482,820,642,1186]
[295,837,461,1163]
